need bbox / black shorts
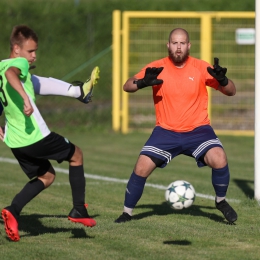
[11,132,75,180]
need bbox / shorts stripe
[192,138,223,158]
[141,146,172,163]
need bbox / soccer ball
[165,180,196,210]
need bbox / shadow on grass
[233,178,254,199]
[163,240,191,246]
[0,213,99,240]
[134,202,231,224]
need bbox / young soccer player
[0,25,99,241]
[115,28,238,224]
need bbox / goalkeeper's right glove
[135,67,164,89]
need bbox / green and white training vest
[0,57,50,148]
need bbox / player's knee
[134,154,159,177]
[47,174,56,186]
[70,146,83,165]
[38,171,56,188]
[204,147,227,168]
[42,165,55,187]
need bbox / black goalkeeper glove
[135,67,164,89]
[207,57,228,87]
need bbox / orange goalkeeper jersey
[134,56,219,132]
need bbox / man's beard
[168,49,189,66]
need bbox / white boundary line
[0,157,240,203]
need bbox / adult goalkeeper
[115,28,237,224]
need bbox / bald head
[168,28,190,43]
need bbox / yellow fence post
[112,10,121,132]
[200,13,212,121]
[121,12,130,134]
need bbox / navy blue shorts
[140,125,223,168]
[11,132,75,179]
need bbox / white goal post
[255,0,260,201]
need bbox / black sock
[11,178,45,217]
[69,165,86,213]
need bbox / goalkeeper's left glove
[207,57,228,86]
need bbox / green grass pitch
[0,131,259,260]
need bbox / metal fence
[112,11,255,135]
